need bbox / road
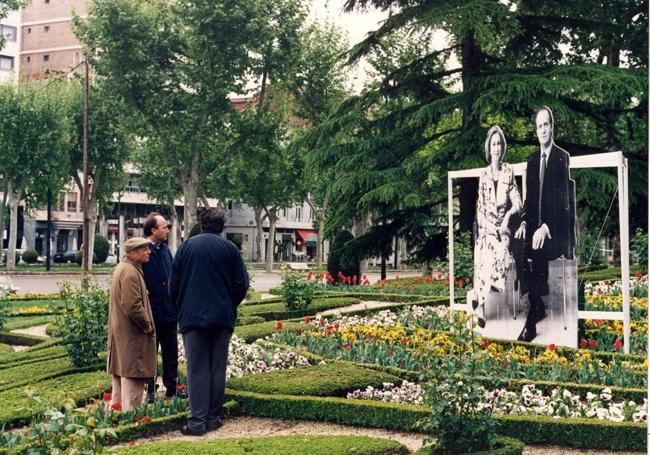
[5,271,423,294]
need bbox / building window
[27,27,31,34]
[43,54,49,62]
[45,0,50,3]
[26,56,31,63]
[0,25,16,42]
[67,193,77,212]
[296,207,302,220]
[125,179,140,193]
[44,25,50,33]
[282,208,287,218]
[57,192,65,211]
[0,55,13,71]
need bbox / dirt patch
[11,323,50,338]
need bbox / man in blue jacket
[142,212,178,402]
[171,208,249,436]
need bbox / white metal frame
[447,151,631,353]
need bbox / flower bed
[347,381,647,423]
[273,306,647,388]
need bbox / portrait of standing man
[515,106,576,343]
[142,212,178,402]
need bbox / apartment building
[0,9,21,83]
[20,0,86,79]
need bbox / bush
[228,361,401,397]
[413,436,524,455]
[240,297,360,321]
[56,277,109,367]
[280,269,315,310]
[327,230,360,285]
[73,250,97,265]
[119,436,409,455]
[2,251,20,265]
[452,231,474,282]
[188,222,201,238]
[94,235,110,264]
[576,230,604,268]
[21,249,39,264]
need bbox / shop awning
[295,229,317,242]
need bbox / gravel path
[121,416,643,454]
[11,323,49,338]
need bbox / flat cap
[124,237,151,253]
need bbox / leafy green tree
[289,22,351,269]
[62,79,132,271]
[0,83,72,270]
[305,0,646,267]
[75,0,276,236]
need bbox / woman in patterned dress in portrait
[472,125,522,327]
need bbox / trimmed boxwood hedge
[0,371,110,428]
[0,342,65,368]
[412,436,524,455]
[0,330,47,346]
[227,361,401,397]
[234,321,304,343]
[2,315,55,331]
[225,389,646,451]
[119,435,409,455]
[240,297,361,321]
[237,315,267,326]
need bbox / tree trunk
[84,201,98,271]
[253,207,264,263]
[265,208,277,273]
[182,175,199,241]
[0,182,8,265]
[6,184,22,272]
[169,206,179,254]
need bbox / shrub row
[0,330,47,346]
[0,341,64,368]
[2,315,55,331]
[119,435,409,455]
[228,361,401,397]
[240,297,361,321]
[0,343,13,355]
[234,321,304,343]
[0,371,110,428]
[241,296,283,306]
[225,389,646,451]
[0,356,102,393]
[237,315,267,326]
[412,436,524,455]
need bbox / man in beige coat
[107,237,156,411]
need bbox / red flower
[394,282,399,287]
[481,340,489,349]
[401,336,408,345]
[589,339,597,349]
[395,275,399,280]
[177,384,186,393]
[548,344,556,352]
[603,279,610,285]
[275,321,284,330]
[128,441,136,446]
[318,318,325,326]
[342,342,350,349]
[334,323,340,330]
[111,402,122,411]
[444,282,449,288]
[402,280,409,286]
[580,339,588,348]
[614,338,623,350]
[103,392,111,401]
[304,316,312,324]
[352,275,358,284]
[425,277,431,283]
[457,279,464,288]
[141,416,152,423]
[363,275,367,280]
[384,279,390,284]
[133,415,139,423]
[635,271,642,278]
[594,319,603,326]
[306,272,313,280]
[386,348,393,356]
[501,361,508,369]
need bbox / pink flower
[614,338,623,350]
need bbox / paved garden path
[11,323,49,338]
[120,416,643,454]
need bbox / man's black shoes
[207,418,223,431]
[517,324,536,343]
[180,425,206,437]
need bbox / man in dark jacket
[515,106,576,342]
[170,208,249,436]
[141,212,178,402]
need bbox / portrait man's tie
[538,152,546,226]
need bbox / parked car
[53,250,78,264]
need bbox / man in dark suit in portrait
[515,106,576,342]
